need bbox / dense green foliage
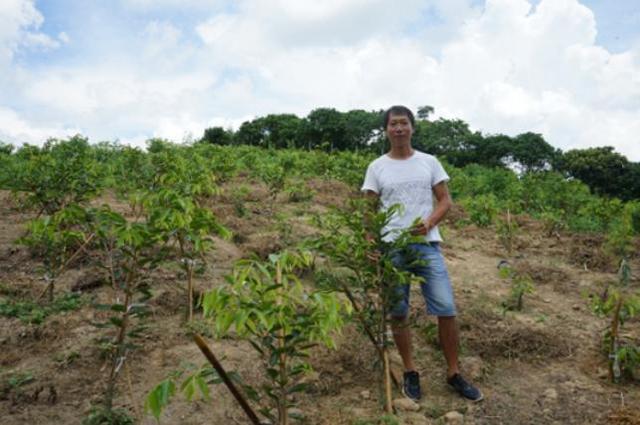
[2,136,638,240]
[196,108,639,200]
[6,136,103,214]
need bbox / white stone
[399,411,431,425]
[443,411,464,425]
[394,398,421,412]
[543,388,558,401]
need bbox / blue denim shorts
[389,243,457,317]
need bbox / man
[361,105,482,402]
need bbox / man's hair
[383,105,415,129]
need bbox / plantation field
[1,140,639,425]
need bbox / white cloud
[0,0,42,64]
[1,0,639,161]
[0,0,66,65]
[58,32,70,44]
[0,106,81,143]
[21,32,61,49]
[122,0,223,8]
[429,0,640,158]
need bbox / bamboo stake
[193,334,262,425]
[382,348,393,414]
[276,263,289,425]
[377,262,393,414]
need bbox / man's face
[386,113,414,145]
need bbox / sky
[0,0,639,160]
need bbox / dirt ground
[1,180,639,425]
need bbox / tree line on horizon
[0,106,638,202]
[199,106,640,201]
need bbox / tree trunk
[609,296,623,382]
[105,283,131,412]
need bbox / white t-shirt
[361,150,449,242]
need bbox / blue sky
[1,0,639,160]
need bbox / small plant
[0,293,83,324]
[2,370,34,390]
[314,199,424,414]
[284,179,314,203]
[590,260,640,382]
[499,266,534,313]
[0,370,35,402]
[53,351,80,368]
[90,206,160,418]
[258,162,286,206]
[146,363,220,422]
[18,204,92,301]
[147,189,230,321]
[200,250,348,424]
[230,185,251,217]
[82,406,135,425]
[274,212,295,246]
[539,209,566,237]
[496,209,519,254]
[461,194,498,227]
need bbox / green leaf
[145,379,176,421]
[287,383,308,394]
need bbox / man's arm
[413,181,452,235]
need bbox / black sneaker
[402,370,422,401]
[447,373,483,402]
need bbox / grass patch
[0,292,84,324]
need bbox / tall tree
[417,105,434,121]
[343,109,382,151]
[413,118,479,167]
[508,132,560,172]
[201,127,233,146]
[560,146,637,200]
[303,108,346,152]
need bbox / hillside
[1,143,639,425]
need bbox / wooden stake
[382,348,394,414]
[193,334,262,425]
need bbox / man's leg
[388,280,422,401]
[391,316,415,372]
[440,315,483,401]
[438,315,460,378]
[418,243,482,401]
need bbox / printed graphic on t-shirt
[382,180,429,209]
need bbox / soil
[1,183,639,425]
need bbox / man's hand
[411,218,434,236]
[366,250,381,263]
[365,232,381,262]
